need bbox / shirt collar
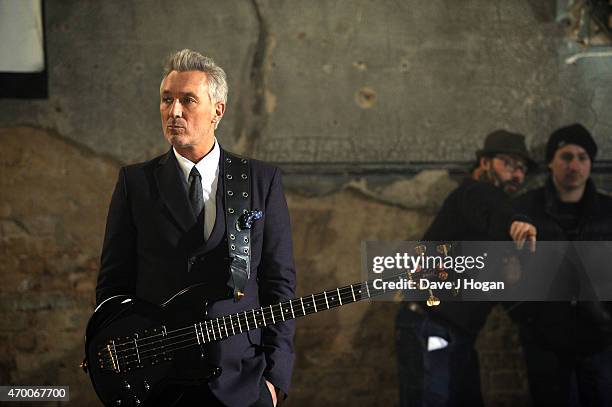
[173,138,220,182]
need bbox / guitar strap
[223,151,262,301]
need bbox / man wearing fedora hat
[474,130,538,195]
[396,130,537,407]
[512,123,612,406]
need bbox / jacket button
[188,257,196,265]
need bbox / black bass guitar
[82,273,407,407]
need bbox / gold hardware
[235,291,245,300]
[426,294,440,307]
[436,243,451,256]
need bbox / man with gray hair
[96,49,296,406]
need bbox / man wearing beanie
[396,130,537,407]
[513,123,612,406]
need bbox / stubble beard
[480,168,520,196]
[165,128,193,149]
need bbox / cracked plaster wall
[0,0,610,164]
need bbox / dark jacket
[512,178,612,352]
[424,178,519,242]
[423,178,520,336]
[96,147,296,405]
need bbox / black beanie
[546,123,597,163]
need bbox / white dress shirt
[173,139,220,240]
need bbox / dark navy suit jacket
[96,147,296,405]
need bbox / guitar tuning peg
[426,294,440,307]
[436,243,451,255]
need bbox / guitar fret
[111,340,121,372]
[223,317,229,337]
[204,321,211,342]
[337,288,342,305]
[269,304,275,324]
[365,281,371,298]
[194,324,200,345]
[230,316,235,335]
[289,300,295,318]
[236,313,243,333]
[324,291,330,309]
[216,319,222,339]
[244,311,250,330]
[252,309,258,328]
[211,321,217,341]
[280,302,285,321]
[199,322,205,343]
[260,308,267,326]
[300,297,306,316]
[312,294,317,312]
[351,285,356,302]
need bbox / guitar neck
[192,272,404,344]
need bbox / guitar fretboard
[198,281,373,343]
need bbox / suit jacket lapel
[154,149,196,232]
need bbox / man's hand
[510,221,537,252]
[266,380,277,406]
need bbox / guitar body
[84,284,222,407]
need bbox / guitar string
[117,290,389,369]
[107,274,409,369]
[114,286,360,356]
[112,306,278,352]
[124,283,399,367]
[114,286,375,368]
[112,300,304,351]
[113,303,297,354]
[116,293,350,367]
[114,287,361,367]
[111,280,389,367]
[111,283,371,354]
[112,286,360,351]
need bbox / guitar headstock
[408,242,456,307]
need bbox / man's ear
[479,156,491,170]
[214,102,226,121]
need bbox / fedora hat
[476,129,536,170]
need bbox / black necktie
[188,166,204,219]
